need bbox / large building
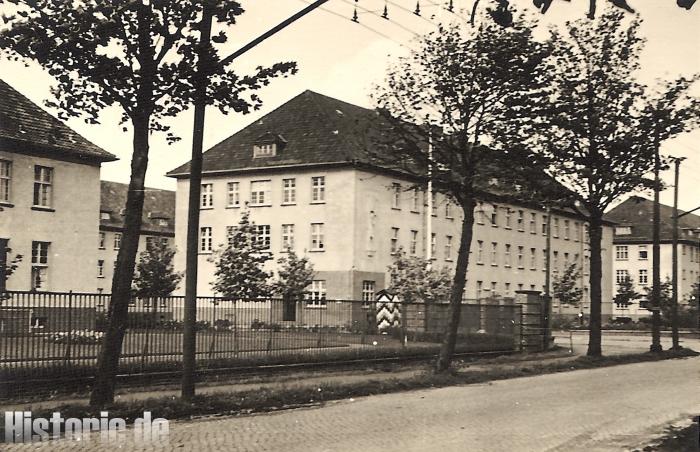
[167,90,614,316]
[605,196,700,319]
[96,181,175,293]
[0,80,117,292]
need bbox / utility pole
[650,140,663,353]
[670,157,685,350]
[181,0,331,400]
[182,3,214,401]
[543,205,552,350]
[426,131,433,264]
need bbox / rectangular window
[97,259,105,278]
[362,280,376,303]
[410,230,418,256]
[615,245,629,260]
[477,208,485,225]
[505,209,512,229]
[227,182,240,207]
[98,232,106,249]
[391,183,401,209]
[638,269,648,285]
[517,210,524,231]
[200,227,212,252]
[311,223,325,251]
[33,165,53,208]
[477,240,484,264]
[0,159,11,203]
[311,176,325,203]
[431,233,437,258]
[542,249,547,271]
[574,222,580,242]
[505,283,511,297]
[616,269,629,285]
[282,178,296,204]
[390,227,399,254]
[431,192,437,216]
[490,205,498,227]
[114,233,122,250]
[491,242,498,266]
[281,224,294,250]
[529,213,537,234]
[307,280,327,306]
[517,246,524,268]
[253,143,276,158]
[411,188,421,212]
[504,244,512,267]
[553,218,560,238]
[530,248,537,270]
[564,220,570,240]
[445,201,452,218]
[445,235,453,260]
[476,281,483,300]
[250,180,271,206]
[31,241,50,291]
[256,225,271,250]
[491,282,498,294]
[542,215,548,235]
[200,183,213,208]
[553,251,559,272]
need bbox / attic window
[100,212,111,220]
[253,143,276,158]
[615,226,632,236]
[158,219,169,227]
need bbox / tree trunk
[90,116,150,407]
[587,214,603,357]
[436,198,476,372]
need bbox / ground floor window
[362,280,375,307]
[307,280,327,307]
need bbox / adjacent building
[0,79,117,292]
[605,196,700,319]
[96,181,175,293]
[167,90,614,317]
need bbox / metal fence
[0,291,522,397]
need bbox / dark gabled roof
[100,181,175,235]
[605,196,700,243]
[0,79,117,164]
[167,90,376,177]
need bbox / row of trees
[371,7,699,369]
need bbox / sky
[1,0,699,211]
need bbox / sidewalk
[2,349,576,412]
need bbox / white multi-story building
[96,181,175,294]
[606,196,700,320]
[0,79,117,292]
[167,90,614,318]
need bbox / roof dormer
[253,132,286,158]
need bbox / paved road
[4,356,699,451]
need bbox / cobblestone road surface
[4,356,699,452]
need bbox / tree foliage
[272,250,315,299]
[372,11,552,371]
[553,263,584,306]
[387,249,453,304]
[132,241,183,298]
[613,276,640,308]
[211,211,272,299]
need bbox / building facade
[606,196,700,319]
[0,80,117,292]
[168,90,614,317]
[96,181,175,293]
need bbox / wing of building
[0,79,117,292]
[167,90,614,319]
[605,196,700,320]
[96,181,175,294]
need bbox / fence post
[62,291,73,367]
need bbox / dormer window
[253,143,276,158]
[252,132,286,158]
[615,226,632,236]
[100,211,111,220]
[158,219,169,227]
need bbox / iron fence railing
[0,291,522,396]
